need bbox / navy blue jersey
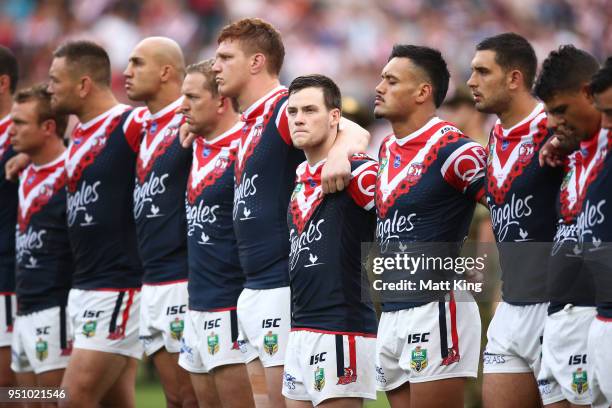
[15,153,72,314]
[574,128,612,318]
[233,86,305,289]
[288,155,378,335]
[65,104,144,290]
[547,151,594,315]
[186,122,245,311]
[134,98,191,284]
[376,117,486,311]
[0,115,17,293]
[485,104,563,303]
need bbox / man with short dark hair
[374,44,486,407]
[8,84,73,390]
[123,36,197,408]
[468,33,566,408]
[212,17,370,406]
[0,44,19,391]
[282,74,378,407]
[535,45,611,408]
[590,57,612,129]
[47,40,146,408]
[178,58,257,408]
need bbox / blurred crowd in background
[1,0,610,145]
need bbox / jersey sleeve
[347,157,379,211]
[275,99,292,145]
[121,107,147,153]
[440,140,487,202]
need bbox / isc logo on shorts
[204,318,221,330]
[83,310,103,318]
[407,332,429,344]
[262,318,281,328]
[166,305,186,315]
[309,352,327,365]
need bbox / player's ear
[40,118,57,138]
[581,83,594,103]
[160,65,172,83]
[507,69,523,91]
[250,53,266,75]
[79,76,92,98]
[415,82,432,105]
[0,75,9,94]
[217,96,228,114]
[329,108,341,128]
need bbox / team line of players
[1,17,612,408]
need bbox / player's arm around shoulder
[346,154,378,211]
[322,118,371,194]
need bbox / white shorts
[68,288,142,359]
[483,302,547,375]
[139,281,188,356]
[0,293,16,347]
[588,317,612,408]
[237,287,290,367]
[11,306,73,374]
[375,291,481,391]
[282,329,376,406]
[537,306,595,405]
[178,308,257,374]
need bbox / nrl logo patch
[314,367,325,391]
[263,331,278,356]
[410,346,428,373]
[169,318,184,340]
[35,338,48,361]
[207,332,219,355]
[571,368,588,395]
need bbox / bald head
[137,37,185,77]
[124,37,185,104]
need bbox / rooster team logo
[337,367,357,385]
[406,162,424,183]
[518,142,535,163]
[136,111,182,183]
[17,163,66,232]
[376,120,460,218]
[235,89,286,183]
[486,111,547,204]
[65,108,128,192]
[186,134,240,205]
[289,162,324,234]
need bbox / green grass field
[135,383,390,407]
[135,363,391,407]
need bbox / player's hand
[179,123,196,148]
[5,153,29,182]
[538,135,570,167]
[322,148,351,194]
